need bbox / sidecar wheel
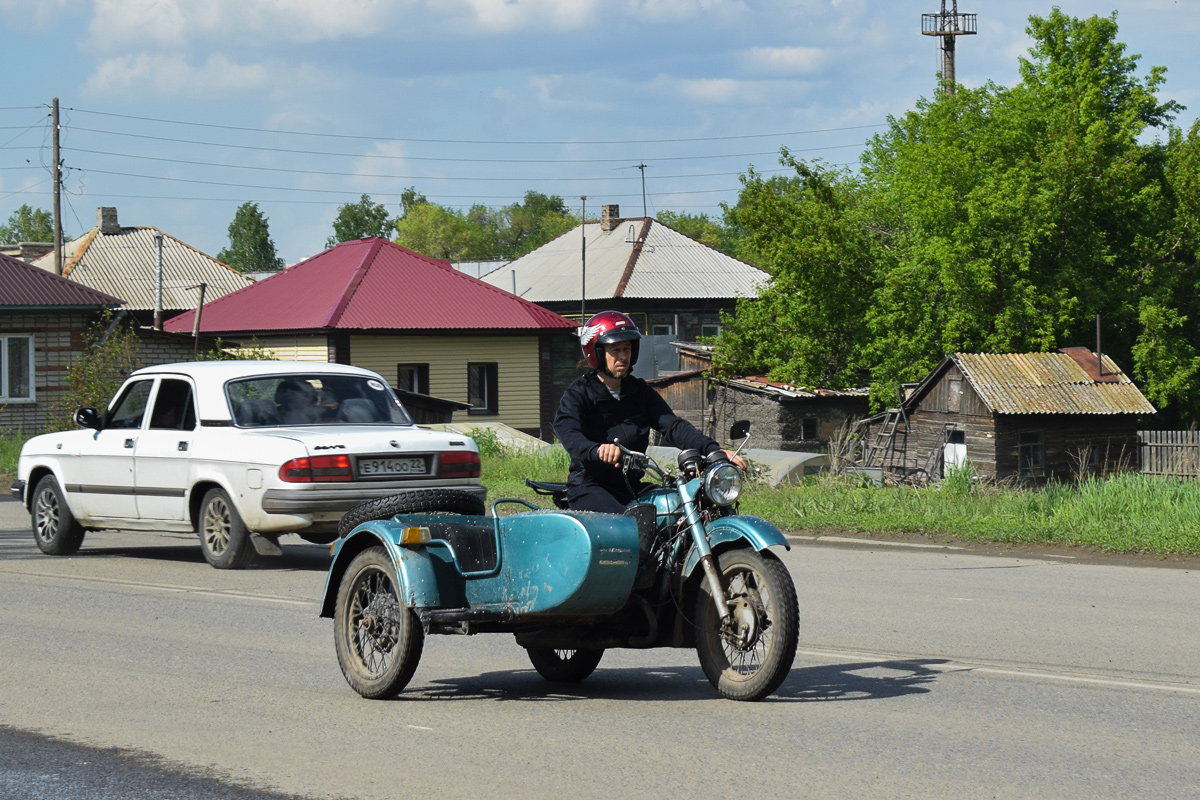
[694,548,798,701]
[338,489,486,538]
[334,547,424,699]
[525,647,604,683]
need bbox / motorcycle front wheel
[334,547,424,699]
[525,647,604,683]
[694,547,799,701]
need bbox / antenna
[921,0,976,95]
[616,163,651,217]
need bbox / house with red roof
[166,237,579,438]
[0,252,125,432]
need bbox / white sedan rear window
[227,375,413,427]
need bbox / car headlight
[703,462,743,506]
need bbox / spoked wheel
[198,488,253,569]
[334,547,424,699]
[31,475,86,556]
[694,548,799,701]
[525,647,604,683]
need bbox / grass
[5,428,1199,557]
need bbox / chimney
[600,204,621,232]
[97,207,120,235]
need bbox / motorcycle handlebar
[613,439,664,479]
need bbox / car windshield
[227,374,413,427]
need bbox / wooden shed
[862,348,1156,483]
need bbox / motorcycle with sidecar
[318,421,799,701]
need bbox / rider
[553,310,746,514]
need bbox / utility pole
[634,163,648,217]
[580,196,587,320]
[51,97,63,275]
[921,1,976,95]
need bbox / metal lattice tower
[922,1,977,94]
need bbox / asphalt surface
[1,492,1198,799]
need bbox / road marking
[797,647,1200,696]
[0,567,316,607]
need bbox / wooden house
[862,348,1156,483]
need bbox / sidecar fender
[683,515,791,580]
[319,522,445,617]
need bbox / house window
[1019,431,1044,477]
[650,324,673,336]
[396,363,429,395]
[802,417,818,440]
[467,363,498,414]
[0,334,34,401]
[700,323,721,338]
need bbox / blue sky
[2,0,1197,265]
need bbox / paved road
[1,495,1198,799]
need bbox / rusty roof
[948,351,1156,415]
[721,376,870,399]
[0,252,124,308]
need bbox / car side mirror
[730,419,751,440]
[74,407,102,430]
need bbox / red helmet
[579,310,641,370]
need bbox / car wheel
[31,475,86,556]
[198,488,254,569]
[338,489,486,538]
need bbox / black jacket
[553,370,720,503]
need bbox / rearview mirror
[74,407,102,430]
[730,419,750,440]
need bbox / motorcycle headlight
[703,462,743,506]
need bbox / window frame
[466,362,499,415]
[0,333,35,402]
[396,363,430,395]
[1018,430,1045,477]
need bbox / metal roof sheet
[953,352,1156,415]
[480,218,767,302]
[165,238,577,334]
[31,226,252,312]
[0,252,124,308]
[723,376,870,399]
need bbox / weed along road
[1,495,1198,800]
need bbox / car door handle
[177,441,189,451]
[124,438,135,448]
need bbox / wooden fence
[1138,430,1200,476]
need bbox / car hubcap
[202,497,231,556]
[34,489,59,543]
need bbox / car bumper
[10,480,25,503]
[260,483,488,514]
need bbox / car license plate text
[357,456,427,477]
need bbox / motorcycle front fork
[680,485,732,624]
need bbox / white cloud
[83,52,271,98]
[529,75,617,112]
[739,46,827,75]
[347,141,414,191]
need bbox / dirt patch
[788,527,1200,570]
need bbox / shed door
[943,430,967,474]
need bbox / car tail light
[278,455,353,482]
[439,450,481,478]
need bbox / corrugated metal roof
[0,252,124,308]
[31,226,252,312]
[165,238,578,334]
[479,218,767,302]
[954,352,1156,415]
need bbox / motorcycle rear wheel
[334,547,424,699]
[525,647,604,683]
[694,547,799,701]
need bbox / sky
[2,0,1198,265]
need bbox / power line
[66,106,884,146]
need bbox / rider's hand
[723,449,747,470]
[597,443,621,465]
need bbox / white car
[11,361,486,568]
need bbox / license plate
[357,456,427,477]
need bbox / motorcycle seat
[427,519,497,573]
[525,479,567,494]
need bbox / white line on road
[0,567,317,607]
[797,646,1200,696]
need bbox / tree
[0,204,56,244]
[217,202,284,273]
[326,194,393,248]
[496,191,576,258]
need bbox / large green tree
[218,202,284,272]
[326,194,393,248]
[718,10,1197,420]
[0,204,56,244]
[391,190,576,261]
